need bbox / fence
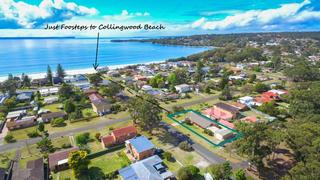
[167,109,242,147]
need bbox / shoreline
[0,60,165,82]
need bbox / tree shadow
[87,167,105,180]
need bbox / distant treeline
[111,31,320,47]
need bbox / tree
[69,107,83,120]
[163,152,173,161]
[64,100,76,114]
[100,82,123,97]
[149,74,165,88]
[75,132,90,146]
[58,83,73,100]
[168,68,188,86]
[127,95,162,133]
[68,150,90,178]
[194,61,204,83]
[2,76,17,96]
[36,137,54,156]
[254,83,269,93]
[247,74,256,83]
[38,122,45,132]
[257,101,279,116]
[206,162,232,180]
[56,64,66,79]
[21,73,31,87]
[178,141,192,151]
[51,118,65,127]
[219,85,232,100]
[284,59,320,82]
[234,169,247,180]
[46,65,53,85]
[233,122,271,171]
[288,83,320,118]
[88,73,102,86]
[177,165,200,180]
[4,134,15,143]
[219,75,229,90]
[286,160,320,179]
[3,97,16,109]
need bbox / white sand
[0,60,165,82]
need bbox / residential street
[0,94,249,169]
[0,95,219,152]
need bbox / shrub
[204,129,213,136]
[163,152,173,161]
[177,165,200,180]
[172,106,184,113]
[95,133,101,141]
[61,143,72,149]
[111,104,121,113]
[184,118,192,125]
[4,134,15,143]
[76,132,90,146]
[179,141,192,151]
[27,131,40,138]
[105,171,117,179]
[50,118,65,127]
[109,127,114,131]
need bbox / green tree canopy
[68,150,90,178]
[127,94,162,133]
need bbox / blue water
[0,38,209,77]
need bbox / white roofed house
[39,87,59,96]
[174,84,192,93]
[238,96,255,107]
[44,96,59,104]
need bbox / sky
[0,0,319,37]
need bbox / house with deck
[88,92,111,116]
[125,136,155,161]
[119,155,174,180]
[48,147,79,172]
[41,111,67,123]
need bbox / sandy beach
[0,60,164,82]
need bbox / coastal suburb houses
[85,90,111,116]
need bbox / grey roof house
[119,155,174,180]
[186,111,214,129]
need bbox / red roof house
[255,91,279,104]
[203,102,239,121]
[218,119,235,129]
[101,125,138,148]
[240,116,259,123]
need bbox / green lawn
[9,112,131,142]
[20,136,70,168]
[52,149,130,180]
[0,150,16,169]
[43,103,63,112]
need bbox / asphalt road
[0,94,249,169]
[0,117,130,152]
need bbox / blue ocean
[0,38,209,77]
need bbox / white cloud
[192,0,320,31]
[104,10,150,21]
[0,0,98,28]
